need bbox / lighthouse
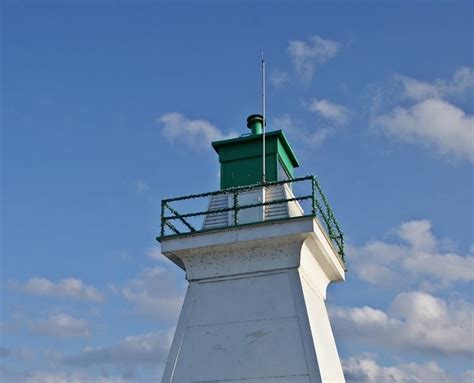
[158,114,346,382]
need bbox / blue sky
[2,1,473,382]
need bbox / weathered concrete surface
[161,216,345,383]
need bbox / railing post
[233,192,239,226]
[340,237,345,263]
[311,176,316,216]
[160,201,166,237]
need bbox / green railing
[158,175,345,263]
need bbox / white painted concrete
[202,184,304,231]
[202,194,229,230]
[232,188,265,225]
[161,216,345,383]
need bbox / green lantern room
[158,113,345,263]
[212,114,300,189]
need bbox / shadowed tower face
[158,115,346,383]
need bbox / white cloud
[343,355,472,383]
[118,266,185,323]
[308,98,350,125]
[306,128,332,145]
[273,113,332,147]
[396,67,474,101]
[395,219,437,252]
[372,67,474,163]
[158,112,234,150]
[396,75,441,101]
[373,98,474,162]
[348,219,474,288]
[288,35,340,83]
[270,70,289,88]
[462,370,474,383]
[146,246,177,268]
[331,291,474,356]
[62,330,172,367]
[272,113,295,132]
[29,313,90,338]
[271,99,349,150]
[146,247,163,260]
[12,277,104,303]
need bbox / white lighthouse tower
[158,114,346,383]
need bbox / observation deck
[157,175,345,266]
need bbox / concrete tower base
[161,216,346,383]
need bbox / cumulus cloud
[373,98,474,162]
[11,277,104,303]
[3,308,89,339]
[372,67,474,163]
[146,247,163,260]
[271,113,295,132]
[396,67,474,101]
[62,331,172,368]
[307,98,350,125]
[272,99,349,150]
[273,113,332,147]
[270,70,289,88]
[116,266,185,323]
[28,313,90,338]
[348,219,474,288]
[288,35,340,83]
[343,355,472,383]
[331,291,473,356]
[395,219,437,252]
[158,113,234,150]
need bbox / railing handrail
[159,175,345,263]
[162,175,314,203]
[163,195,313,220]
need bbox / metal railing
[158,175,345,263]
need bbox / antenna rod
[262,54,266,183]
